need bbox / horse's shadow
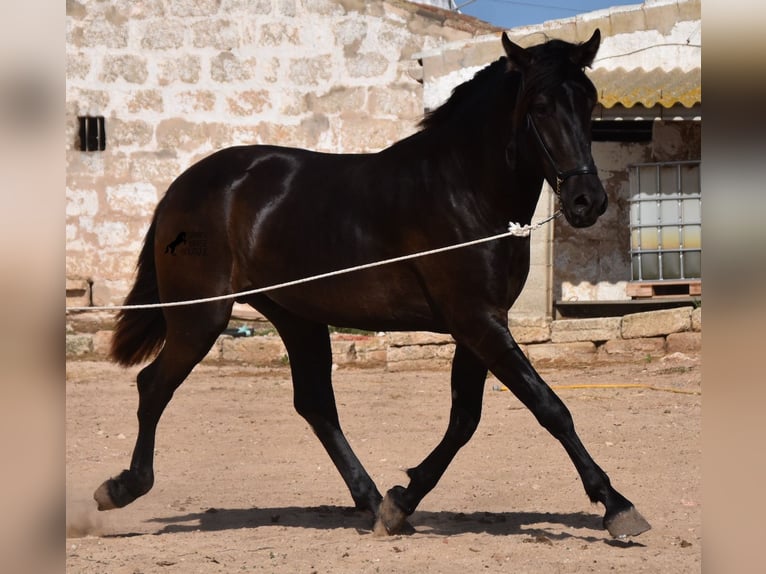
[111,505,641,546]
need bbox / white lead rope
[66,211,560,312]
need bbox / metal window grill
[629,160,701,282]
[77,116,106,151]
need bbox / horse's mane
[418,57,510,131]
[418,38,596,132]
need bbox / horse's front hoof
[93,470,152,511]
[604,506,651,538]
[93,479,119,511]
[373,487,415,536]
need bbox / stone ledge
[621,307,692,339]
[509,316,551,344]
[66,308,702,370]
[526,342,597,365]
[666,331,702,354]
[598,337,666,361]
[551,317,621,343]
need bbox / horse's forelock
[516,42,596,120]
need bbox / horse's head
[503,30,606,228]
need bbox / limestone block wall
[66,307,702,369]
[66,0,498,305]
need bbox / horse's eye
[530,101,550,114]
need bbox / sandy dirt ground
[66,353,700,573]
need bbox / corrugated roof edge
[588,67,701,109]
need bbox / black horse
[95,30,650,539]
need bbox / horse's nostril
[573,194,590,212]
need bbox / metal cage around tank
[628,160,701,283]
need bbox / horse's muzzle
[562,180,608,228]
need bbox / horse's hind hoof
[373,489,415,536]
[604,506,651,538]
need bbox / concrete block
[226,90,271,116]
[387,342,455,363]
[155,118,209,152]
[355,347,387,367]
[644,2,680,36]
[551,317,621,343]
[346,52,389,78]
[666,332,702,354]
[610,7,647,36]
[368,85,422,119]
[387,357,452,372]
[66,278,91,308]
[191,18,241,50]
[331,335,387,368]
[331,340,355,365]
[220,336,287,366]
[66,311,115,334]
[167,0,225,17]
[100,55,148,84]
[158,54,202,84]
[288,55,332,86]
[621,308,692,339]
[599,337,666,361]
[509,316,551,344]
[387,332,453,347]
[678,0,701,21]
[203,338,223,363]
[126,90,164,114]
[210,52,254,83]
[691,307,702,332]
[92,330,113,358]
[66,334,93,357]
[69,18,128,49]
[307,87,366,115]
[512,325,551,344]
[140,20,185,50]
[526,342,597,366]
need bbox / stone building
[65,0,498,306]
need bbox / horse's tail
[110,215,166,366]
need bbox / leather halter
[526,113,598,196]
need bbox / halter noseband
[526,113,598,196]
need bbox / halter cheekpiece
[526,114,598,195]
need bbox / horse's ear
[571,28,601,68]
[502,32,532,71]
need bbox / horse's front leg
[376,315,650,538]
[374,344,488,535]
[471,317,650,538]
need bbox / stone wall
[65,0,498,305]
[66,306,701,369]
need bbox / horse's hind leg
[259,304,382,516]
[375,344,488,535]
[94,302,231,510]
